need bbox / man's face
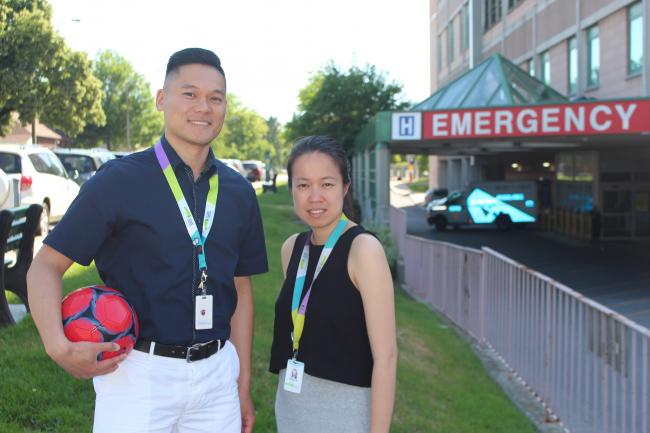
[156,64,227,149]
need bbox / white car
[0,144,81,235]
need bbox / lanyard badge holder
[154,141,218,331]
[283,215,348,394]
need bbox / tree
[212,95,273,160]
[77,51,162,149]
[286,63,409,154]
[0,0,105,138]
[266,116,289,169]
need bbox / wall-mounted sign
[391,112,422,140]
[422,100,650,140]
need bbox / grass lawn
[406,178,429,193]
[0,185,536,433]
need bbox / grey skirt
[275,369,371,433]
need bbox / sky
[50,0,431,124]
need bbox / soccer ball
[62,286,139,360]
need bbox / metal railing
[390,205,650,433]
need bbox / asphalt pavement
[391,182,650,330]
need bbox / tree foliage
[77,51,162,149]
[266,116,289,169]
[286,63,408,154]
[0,0,105,137]
[212,95,274,161]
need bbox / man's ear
[155,89,165,112]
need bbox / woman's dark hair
[287,135,356,221]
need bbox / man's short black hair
[165,48,225,79]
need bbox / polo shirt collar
[160,135,219,176]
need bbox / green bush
[363,221,399,277]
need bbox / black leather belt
[134,339,227,363]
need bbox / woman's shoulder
[281,233,301,256]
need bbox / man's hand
[239,390,255,433]
[48,341,127,379]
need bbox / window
[462,4,470,51]
[29,153,66,177]
[527,58,535,77]
[508,0,524,10]
[540,51,551,84]
[568,37,578,95]
[437,34,443,72]
[484,0,502,31]
[628,2,643,75]
[0,153,21,174]
[587,26,600,87]
[448,19,455,63]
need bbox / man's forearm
[27,255,68,357]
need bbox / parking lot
[391,184,650,329]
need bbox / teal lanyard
[291,215,348,354]
[154,141,219,292]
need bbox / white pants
[92,341,241,433]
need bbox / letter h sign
[392,112,422,140]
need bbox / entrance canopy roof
[413,53,567,110]
[355,54,650,155]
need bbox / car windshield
[58,155,95,174]
[243,163,256,170]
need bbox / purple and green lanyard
[154,140,218,294]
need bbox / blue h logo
[399,116,415,136]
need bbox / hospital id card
[283,359,305,394]
[195,295,213,330]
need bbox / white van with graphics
[426,181,539,231]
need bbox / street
[391,183,650,329]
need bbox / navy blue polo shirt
[45,136,268,345]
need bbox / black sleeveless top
[269,225,373,387]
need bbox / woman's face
[291,151,349,233]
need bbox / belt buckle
[186,342,205,363]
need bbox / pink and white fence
[390,206,650,433]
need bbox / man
[27,48,267,433]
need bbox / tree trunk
[31,117,36,144]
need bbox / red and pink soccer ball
[61,286,139,360]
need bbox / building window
[628,2,643,75]
[508,0,524,11]
[437,34,443,72]
[462,3,470,51]
[568,36,578,95]
[449,19,455,63]
[587,26,600,87]
[527,58,535,77]
[484,0,502,31]
[540,51,551,84]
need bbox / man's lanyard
[154,140,218,294]
[291,214,348,355]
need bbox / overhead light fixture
[511,163,520,169]
[542,161,551,168]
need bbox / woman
[269,135,397,433]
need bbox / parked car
[423,187,448,206]
[243,160,265,182]
[0,144,81,235]
[221,158,247,177]
[53,147,115,186]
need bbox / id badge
[195,295,213,330]
[283,359,305,394]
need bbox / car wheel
[433,216,447,231]
[496,214,513,231]
[37,202,50,236]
